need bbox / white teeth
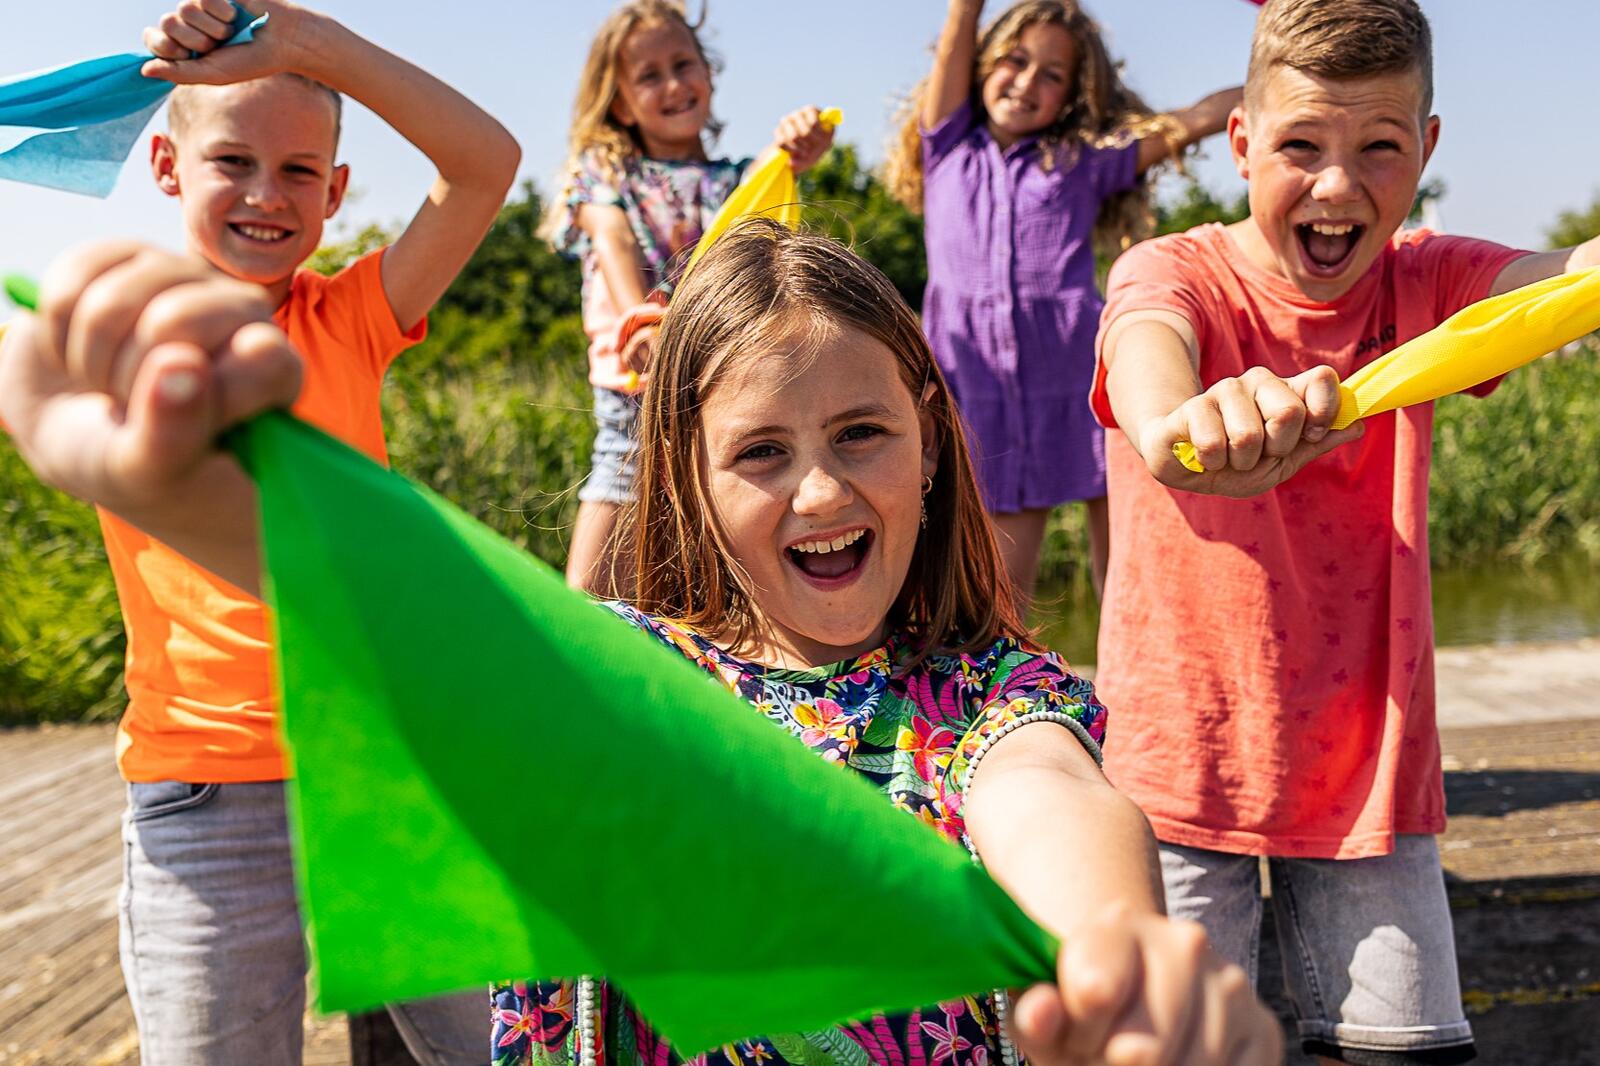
[236,224,287,241]
[1308,222,1356,236]
[791,529,865,554]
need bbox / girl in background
[886,0,1239,606]
[548,0,833,594]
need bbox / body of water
[1034,550,1600,668]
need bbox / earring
[920,475,933,529]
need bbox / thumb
[1277,419,1366,482]
[141,44,260,86]
[106,342,220,497]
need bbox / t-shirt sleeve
[921,98,979,167]
[325,247,428,376]
[551,151,626,260]
[1090,233,1214,427]
[945,643,1108,810]
[1406,231,1534,398]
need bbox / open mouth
[785,528,873,586]
[1295,221,1364,278]
[661,98,699,118]
[228,222,294,245]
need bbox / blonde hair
[541,1,721,241]
[621,218,1027,662]
[885,0,1177,257]
[168,74,343,153]
[1246,0,1433,115]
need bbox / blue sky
[2,0,1596,294]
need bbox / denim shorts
[1160,835,1475,1064]
[579,386,641,506]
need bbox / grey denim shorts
[1160,835,1475,1065]
[579,385,640,506]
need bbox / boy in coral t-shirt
[23,1,519,1061]
[1092,0,1600,1062]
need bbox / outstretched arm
[922,0,983,132]
[1136,86,1243,173]
[0,244,302,597]
[965,726,1281,1064]
[1489,234,1600,296]
[1100,308,1362,496]
[143,0,521,333]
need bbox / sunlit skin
[151,78,348,308]
[1227,65,1439,303]
[609,19,714,161]
[981,22,1080,150]
[698,323,939,670]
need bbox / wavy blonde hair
[885,0,1179,256]
[541,0,722,242]
[620,218,1027,663]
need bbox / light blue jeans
[1160,835,1475,1064]
[119,780,487,1066]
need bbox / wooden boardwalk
[2,641,1598,1065]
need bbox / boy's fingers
[1287,365,1342,437]
[109,342,218,497]
[211,320,303,427]
[1210,380,1266,472]
[1176,397,1227,475]
[67,253,219,394]
[156,11,220,54]
[1251,375,1307,460]
[141,26,190,61]
[176,1,236,43]
[110,278,275,401]
[37,242,147,369]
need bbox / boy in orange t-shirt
[30,0,518,1061]
[1092,1,1600,1062]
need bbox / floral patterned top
[554,150,750,392]
[491,604,1107,1066]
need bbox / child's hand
[0,242,300,514]
[142,0,309,85]
[775,106,836,174]
[621,324,657,377]
[1137,365,1365,498]
[1012,905,1282,1065]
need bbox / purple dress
[921,99,1138,512]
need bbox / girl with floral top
[547,0,834,595]
[492,220,1280,1066]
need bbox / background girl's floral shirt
[554,150,749,392]
[491,604,1107,1066]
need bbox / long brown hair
[540,0,723,241]
[620,218,1027,661]
[884,0,1178,257]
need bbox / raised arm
[1100,307,1361,497]
[143,0,521,333]
[965,725,1281,1063]
[1136,86,1243,173]
[0,244,300,598]
[922,0,983,132]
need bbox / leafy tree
[1155,178,1250,235]
[800,145,929,306]
[1546,190,1600,249]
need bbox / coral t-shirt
[106,249,425,783]
[1089,224,1527,858]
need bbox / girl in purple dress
[886,0,1239,606]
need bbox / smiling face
[1230,65,1438,302]
[980,21,1080,149]
[696,320,939,669]
[609,18,713,161]
[152,77,347,305]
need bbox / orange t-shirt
[106,249,425,783]
[1089,224,1527,858]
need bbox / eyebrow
[722,402,901,443]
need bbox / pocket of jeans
[128,781,220,822]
